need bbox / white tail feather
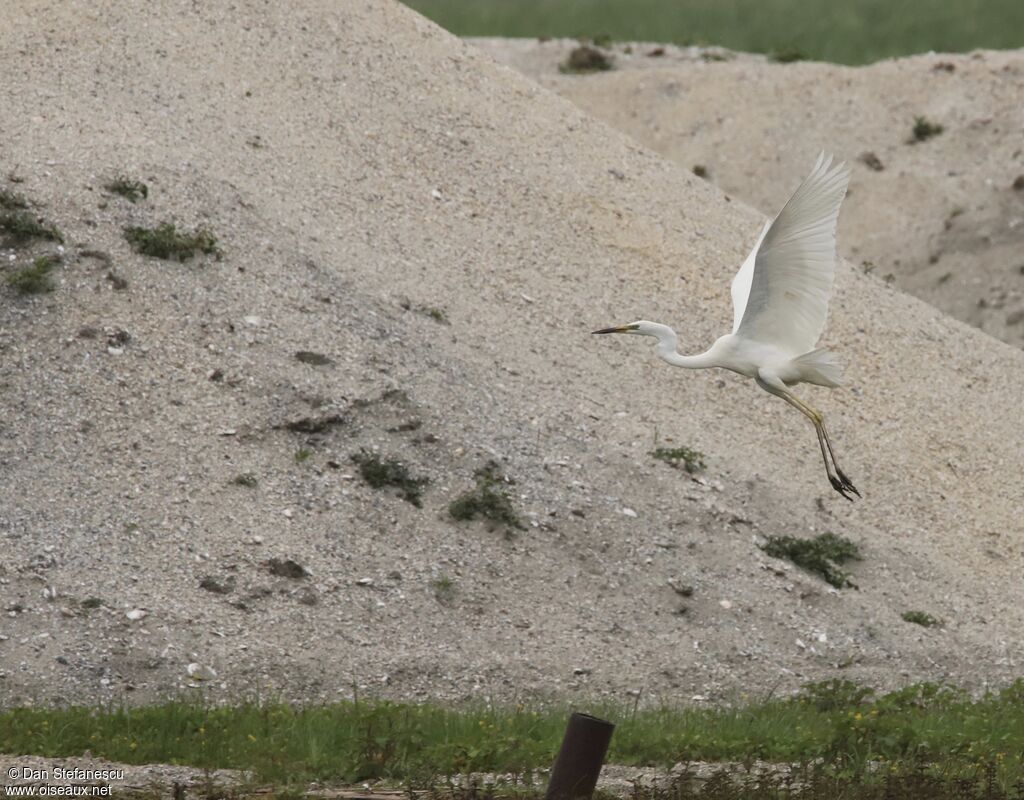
[793,348,843,387]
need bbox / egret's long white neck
[647,323,717,369]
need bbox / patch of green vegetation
[650,445,706,473]
[351,449,429,507]
[293,448,312,464]
[759,531,861,588]
[559,45,613,73]
[0,188,28,210]
[230,473,258,488]
[123,223,220,261]
[912,115,944,142]
[770,46,807,62]
[431,574,457,604]
[0,211,63,246]
[104,177,149,203]
[448,460,524,530]
[6,254,61,295]
[1,680,1023,787]
[902,610,942,627]
[590,32,613,48]
[402,0,1024,66]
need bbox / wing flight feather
[732,153,850,354]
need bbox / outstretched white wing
[732,153,850,354]
[730,219,771,333]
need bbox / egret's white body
[594,153,859,499]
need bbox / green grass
[903,610,942,627]
[400,0,1024,65]
[0,211,63,245]
[352,449,429,507]
[759,532,861,588]
[123,222,220,260]
[431,574,457,604]
[0,188,28,210]
[104,176,149,203]
[651,446,706,473]
[6,254,61,294]
[1,680,1023,788]
[912,115,945,142]
[448,461,524,530]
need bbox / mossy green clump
[0,188,28,210]
[104,177,149,203]
[123,223,220,261]
[0,211,63,245]
[351,449,429,507]
[912,116,944,142]
[431,574,456,604]
[448,461,524,530]
[902,610,942,628]
[559,45,613,73]
[6,254,61,295]
[760,532,861,588]
[651,445,706,473]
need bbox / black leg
[819,421,860,498]
[756,377,860,501]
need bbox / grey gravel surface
[0,1,1022,710]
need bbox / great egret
[594,153,859,500]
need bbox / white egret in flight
[594,154,859,500]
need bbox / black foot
[828,475,854,501]
[835,467,861,498]
[829,471,860,501]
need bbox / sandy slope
[473,38,1024,348]
[0,1,1022,708]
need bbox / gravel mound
[1,2,1022,709]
